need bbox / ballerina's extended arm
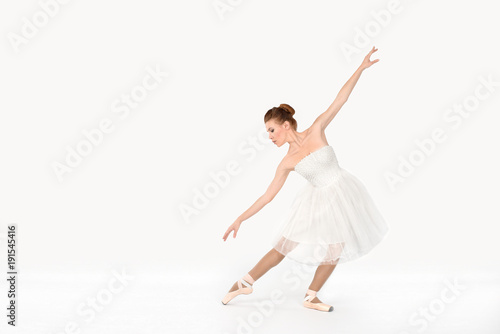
[312,46,380,131]
[222,161,290,241]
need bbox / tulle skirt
[271,168,390,266]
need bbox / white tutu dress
[272,145,390,266]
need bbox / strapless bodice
[294,145,342,187]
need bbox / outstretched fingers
[363,46,380,68]
[223,226,238,241]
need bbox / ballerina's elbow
[261,194,274,204]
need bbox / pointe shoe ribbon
[221,273,255,305]
[303,289,334,312]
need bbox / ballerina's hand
[223,220,242,241]
[360,46,379,70]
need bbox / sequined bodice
[294,145,341,187]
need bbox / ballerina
[222,46,389,312]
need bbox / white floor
[4,262,500,334]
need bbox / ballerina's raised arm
[311,46,379,131]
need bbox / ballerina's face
[265,119,288,147]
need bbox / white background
[1,0,499,333]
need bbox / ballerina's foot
[304,294,322,303]
[228,280,252,293]
[303,290,334,312]
[221,277,254,305]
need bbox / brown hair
[264,103,298,131]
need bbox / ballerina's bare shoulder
[282,126,329,171]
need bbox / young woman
[222,47,390,312]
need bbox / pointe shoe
[221,273,255,305]
[303,289,334,312]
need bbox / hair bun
[279,103,295,116]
